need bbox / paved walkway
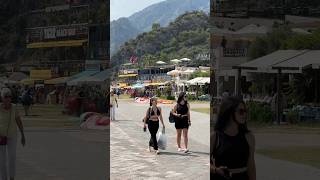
[14,104,109,180]
[112,100,320,180]
[110,100,210,179]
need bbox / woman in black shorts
[210,96,256,180]
[171,92,191,153]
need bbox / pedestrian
[143,97,165,154]
[210,96,256,180]
[0,88,26,180]
[21,88,32,116]
[116,89,120,99]
[110,92,118,121]
[171,92,191,153]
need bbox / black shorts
[175,118,189,129]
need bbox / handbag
[0,106,11,146]
[169,112,175,123]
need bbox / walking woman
[0,88,26,180]
[171,92,191,153]
[143,97,165,154]
[210,96,256,180]
[110,91,118,121]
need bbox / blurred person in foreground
[210,96,256,180]
[0,88,26,180]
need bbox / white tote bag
[157,128,167,150]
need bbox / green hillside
[111,11,210,68]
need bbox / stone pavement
[110,100,210,180]
[15,128,109,180]
[13,104,109,180]
[111,100,320,180]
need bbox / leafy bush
[247,101,272,124]
[187,94,196,101]
[156,89,162,97]
[166,95,175,100]
[286,110,299,124]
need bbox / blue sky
[111,0,165,21]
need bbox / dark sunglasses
[237,109,247,115]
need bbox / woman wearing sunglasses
[0,88,26,180]
[171,92,191,153]
[211,96,256,180]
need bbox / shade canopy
[45,77,70,85]
[156,61,166,65]
[78,70,111,85]
[180,58,191,61]
[67,71,99,86]
[167,69,181,76]
[234,50,307,73]
[187,77,210,85]
[170,59,182,63]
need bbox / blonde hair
[1,87,12,98]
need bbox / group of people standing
[143,92,191,154]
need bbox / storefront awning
[20,78,43,85]
[118,74,138,78]
[44,77,70,85]
[67,71,99,86]
[234,50,307,73]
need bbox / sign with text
[26,24,88,43]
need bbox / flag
[129,56,138,64]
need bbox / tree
[0,65,6,74]
[152,23,160,31]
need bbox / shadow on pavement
[189,151,210,156]
[160,151,199,157]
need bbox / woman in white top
[0,88,26,180]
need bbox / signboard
[26,24,88,43]
[30,70,52,79]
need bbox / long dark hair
[214,96,249,133]
[177,92,187,105]
[150,97,157,107]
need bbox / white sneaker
[156,150,160,154]
[184,149,189,153]
[178,148,183,152]
[147,146,151,152]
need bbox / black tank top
[149,107,160,116]
[213,131,249,169]
[176,103,188,120]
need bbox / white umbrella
[181,69,195,74]
[167,69,181,76]
[180,58,191,61]
[156,61,166,65]
[170,59,182,63]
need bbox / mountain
[111,11,210,67]
[110,18,139,58]
[110,0,210,55]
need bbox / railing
[223,48,247,57]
